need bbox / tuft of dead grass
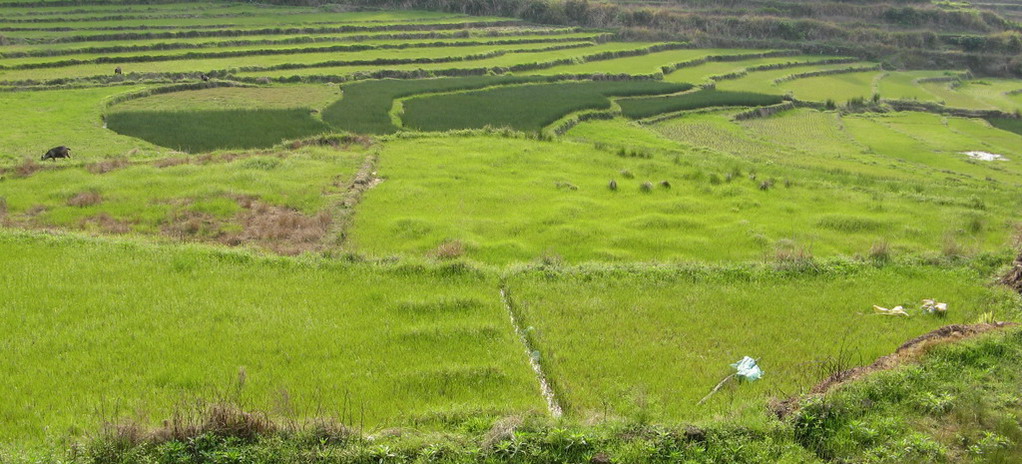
[868,239,891,264]
[161,210,222,239]
[86,158,130,174]
[12,158,43,178]
[429,240,466,260]
[481,415,523,449]
[999,250,1022,294]
[772,239,815,269]
[101,402,276,448]
[67,191,103,207]
[78,213,131,234]
[152,157,189,168]
[229,201,331,255]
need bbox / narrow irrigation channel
[500,286,563,418]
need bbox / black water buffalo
[41,146,71,161]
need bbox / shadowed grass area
[401,80,691,132]
[989,117,1022,137]
[618,89,784,119]
[105,108,332,152]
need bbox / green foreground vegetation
[10,316,1022,463]
[4,1,1022,462]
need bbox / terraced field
[3,1,1022,460]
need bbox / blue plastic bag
[731,356,763,381]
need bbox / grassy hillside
[3,1,1022,461]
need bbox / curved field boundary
[884,99,1019,119]
[399,80,689,132]
[772,64,882,85]
[916,75,963,85]
[707,57,860,83]
[234,42,593,73]
[1,37,599,70]
[27,20,526,44]
[388,77,642,136]
[324,75,566,134]
[0,15,478,32]
[233,42,687,85]
[1,28,594,58]
[0,42,596,88]
[99,80,257,111]
[618,89,784,120]
[658,49,798,75]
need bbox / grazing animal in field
[608,179,618,191]
[114,66,122,75]
[200,73,210,82]
[41,146,71,161]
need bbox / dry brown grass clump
[152,157,189,168]
[429,240,466,260]
[86,158,130,174]
[868,239,891,263]
[161,210,222,238]
[78,213,131,234]
[772,239,815,269]
[102,403,276,448]
[230,201,331,255]
[67,191,103,207]
[1000,250,1022,294]
[12,158,43,178]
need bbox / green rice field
[2,1,1022,460]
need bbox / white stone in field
[961,151,1009,161]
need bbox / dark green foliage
[988,117,1022,137]
[618,89,783,119]
[105,109,331,152]
[402,80,689,132]
[321,76,556,134]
